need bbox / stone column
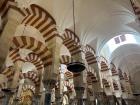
[43,80,56,105]
[43,36,63,105]
[74,87,85,105]
[67,50,86,105]
[2,89,15,105]
[32,94,41,105]
[11,60,23,89]
[90,62,102,93]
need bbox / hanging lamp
[67,0,85,73]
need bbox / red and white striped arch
[0,0,25,19]
[120,83,125,92]
[118,68,124,80]
[86,66,98,85]
[102,78,110,88]
[87,88,93,96]
[62,29,81,56]
[60,55,73,79]
[11,36,52,67]
[84,45,97,65]
[64,81,74,92]
[113,80,119,90]
[22,71,40,86]
[100,56,109,72]
[25,52,44,71]
[22,84,35,93]
[2,66,14,81]
[60,55,72,65]
[21,4,57,42]
[124,72,129,82]
[64,71,73,79]
[8,48,24,63]
[60,55,81,79]
[110,63,118,76]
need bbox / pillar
[74,87,85,105]
[89,62,102,99]
[32,94,41,105]
[43,36,63,105]
[2,89,15,105]
[43,80,56,105]
[11,60,23,89]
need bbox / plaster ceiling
[0,0,140,75]
[111,44,140,74]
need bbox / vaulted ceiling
[0,0,140,91]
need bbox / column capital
[43,79,57,91]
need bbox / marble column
[33,94,41,105]
[43,80,56,105]
[2,89,15,105]
[74,87,85,105]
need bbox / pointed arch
[22,4,57,42]
[11,36,52,67]
[62,29,81,56]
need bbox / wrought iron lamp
[67,0,85,73]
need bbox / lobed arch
[11,36,52,67]
[21,4,57,43]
